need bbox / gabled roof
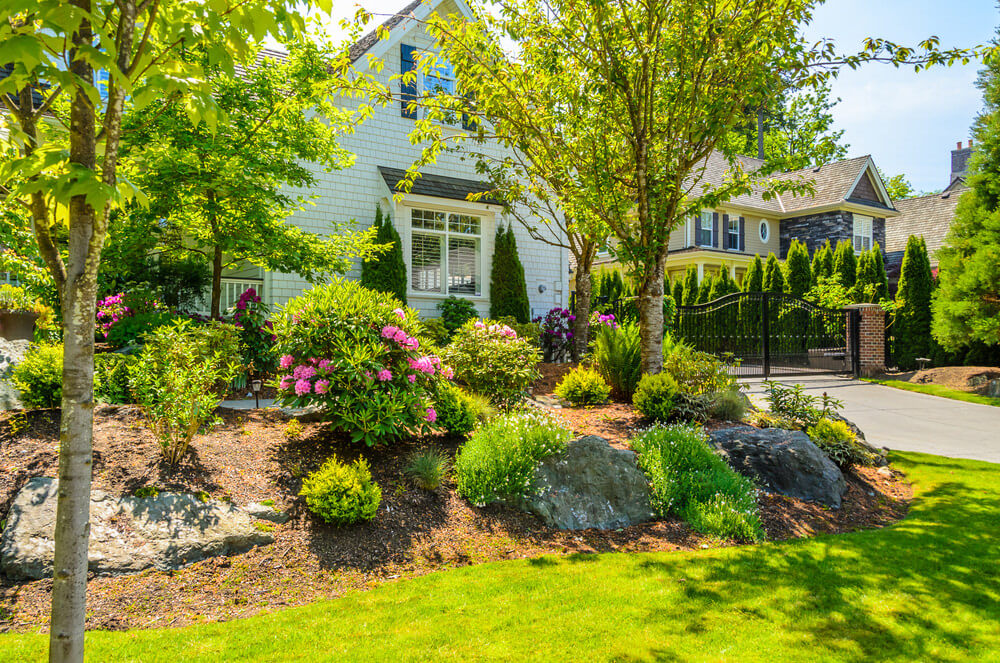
[348,0,425,63]
[885,182,968,265]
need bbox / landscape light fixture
[251,378,263,409]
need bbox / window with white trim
[853,214,873,252]
[727,216,739,250]
[698,210,713,246]
[759,219,770,243]
[410,208,482,296]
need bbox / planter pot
[0,310,38,342]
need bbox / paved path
[743,376,1000,464]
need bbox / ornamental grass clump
[273,279,455,446]
[441,319,541,409]
[300,455,381,525]
[405,448,451,491]
[554,366,611,406]
[454,410,571,506]
[631,424,763,542]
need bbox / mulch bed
[0,364,913,634]
[884,365,1000,394]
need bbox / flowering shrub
[631,424,763,542]
[441,319,541,409]
[230,287,276,376]
[589,311,618,331]
[534,307,575,361]
[96,293,130,337]
[272,279,453,446]
[454,410,571,506]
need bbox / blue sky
[330,0,997,193]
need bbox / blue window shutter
[461,91,477,131]
[713,212,719,248]
[739,216,745,252]
[400,44,417,119]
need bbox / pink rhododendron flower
[474,321,485,329]
[393,329,408,343]
[393,308,405,319]
[377,369,392,382]
[425,407,437,423]
[279,354,295,369]
[294,379,311,396]
[293,365,316,380]
[314,379,330,395]
[381,325,399,339]
[407,374,417,383]
[402,336,419,350]
[441,367,454,380]
[279,375,294,390]
[318,359,332,370]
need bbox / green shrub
[710,388,748,422]
[11,344,63,408]
[230,287,276,376]
[405,449,451,491]
[671,392,713,423]
[807,418,878,468]
[131,320,241,465]
[300,455,381,524]
[633,373,679,422]
[554,367,611,406]
[94,352,137,404]
[489,224,530,323]
[631,424,763,542]
[441,319,541,409]
[762,381,843,429]
[434,382,495,436]
[591,321,642,401]
[662,344,737,396]
[454,410,571,506]
[438,296,478,336]
[419,317,451,347]
[273,279,453,446]
[105,310,178,349]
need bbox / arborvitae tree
[672,278,684,308]
[871,244,889,302]
[811,240,834,281]
[360,205,407,304]
[490,224,530,322]
[743,255,764,292]
[610,269,625,302]
[763,254,786,293]
[895,235,934,370]
[784,240,812,298]
[709,267,739,300]
[854,248,876,302]
[697,272,715,303]
[832,239,857,288]
[681,264,699,305]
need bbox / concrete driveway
[743,376,1000,464]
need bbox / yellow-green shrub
[554,366,611,406]
[633,373,679,422]
[300,456,381,525]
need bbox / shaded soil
[0,371,912,634]
[886,366,1000,394]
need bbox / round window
[759,220,770,243]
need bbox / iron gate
[675,292,859,378]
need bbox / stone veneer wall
[780,211,887,258]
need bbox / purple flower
[294,379,311,396]
[293,365,316,380]
[318,359,332,370]
[407,374,417,383]
[425,407,437,423]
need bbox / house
[217,0,569,318]
[884,142,972,285]
[587,150,898,286]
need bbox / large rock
[1,478,275,580]
[709,426,846,509]
[516,436,655,530]
[988,379,1000,399]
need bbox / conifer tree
[854,248,876,302]
[360,205,407,304]
[681,265,699,305]
[743,255,764,293]
[895,235,934,370]
[871,244,889,302]
[811,240,834,281]
[709,267,739,300]
[672,278,684,308]
[763,254,786,293]
[784,240,812,298]
[833,239,857,288]
[697,272,715,304]
[490,224,531,322]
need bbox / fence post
[761,293,770,378]
[845,304,885,377]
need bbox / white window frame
[726,215,740,251]
[407,205,485,299]
[759,219,770,243]
[417,50,457,121]
[698,210,714,247]
[853,214,873,253]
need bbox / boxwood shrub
[300,455,381,525]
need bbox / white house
[220,0,570,319]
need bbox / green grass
[3,452,1000,661]
[865,378,1000,407]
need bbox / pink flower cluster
[381,325,420,350]
[96,293,131,336]
[473,320,517,339]
[278,355,335,397]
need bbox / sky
[325,0,998,194]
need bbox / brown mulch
[532,361,577,396]
[886,365,1000,394]
[0,374,912,634]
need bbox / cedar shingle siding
[849,172,880,203]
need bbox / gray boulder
[516,435,655,530]
[709,426,846,509]
[988,379,1000,399]
[245,502,290,524]
[1,478,274,580]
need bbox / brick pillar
[847,304,886,377]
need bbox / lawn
[3,451,999,662]
[864,378,1000,407]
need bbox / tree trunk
[638,252,667,375]
[572,259,593,360]
[50,7,97,660]
[210,244,223,319]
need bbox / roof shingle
[885,183,968,266]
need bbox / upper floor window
[853,215,873,252]
[698,210,713,247]
[420,56,455,97]
[410,208,482,297]
[727,216,740,250]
